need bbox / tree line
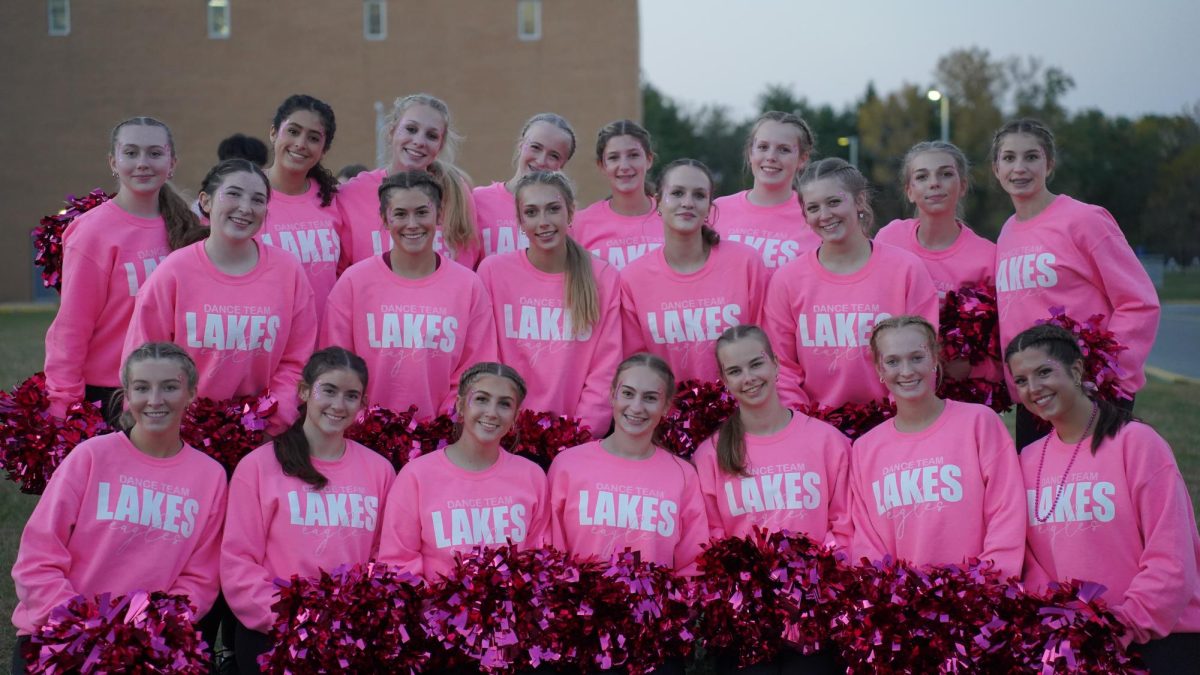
[643,47,1200,263]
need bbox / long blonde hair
[515,171,601,334]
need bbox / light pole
[927,89,949,143]
[837,135,859,168]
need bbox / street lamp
[927,89,949,143]
[837,135,859,168]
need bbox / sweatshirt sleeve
[269,271,318,435]
[547,459,571,553]
[376,467,426,579]
[907,263,940,331]
[11,451,89,633]
[1111,435,1200,646]
[523,470,551,548]
[745,254,770,326]
[168,473,227,617]
[44,247,109,414]
[618,275,647,358]
[673,460,711,576]
[123,269,178,365]
[824,433,854,551]
[976,411,1026,580]
[219,465,279,633]
[441,278,500,414]
[334,198,354,276]
[847,445,887,565]
[762,273,809,409]
[577,274,621,436]
[319,274,355,350]
[693,444,727,541]
[1085,223,1160,392]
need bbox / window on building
[208,0,231,39]
[517,0,541,42]
[364,0,386,41]
[47,0,70,36]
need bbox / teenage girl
[221,347,394,674]
[875,140,1000,385]
[1006,324,1200,670]
[338,93,479,267]
[476,171,620,436]
[991,119,1159,448]
[44,117,201,423]
[548,353,709,575]
[124,159,318,435]
[321,171,497,418]
[260,94,346,319]
[377,363,549,580]
[474,113,576,258]
[620,159,769,383]
[572,119,664,270]
[694,325,852,546]
[13,343,227,673]
[762,158,938,409]
[712,111,821,273]
[849,316,1025,578]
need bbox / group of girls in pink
[20,89,1193,670]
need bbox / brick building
[0,0,640,301]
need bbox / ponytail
[701,224,721,248]
[1091,398,1135,454]
[309,162,339,207]
[429,159,477,253]
[157,183,203,250]
[563,237,601,334]
[715,413,749,476]
[273,412,329,490]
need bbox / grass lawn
[1,305,1198,665]
[1158,269,1200,303]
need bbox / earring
[857,211,865,219]
[168,171,174,179]
[112,172,118,178]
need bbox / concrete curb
[1146,365,1200,386]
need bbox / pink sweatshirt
[474,181,526,258]
[1020,422,1200,644]
[996,195,1159,394]
[11,432,227,635]
[875,218,1001,383]
[377,448,549,581]
[763,243,939,408]
[572,199,664,271]
[712,191,821,273]
[693,412,852,548]
[320,254,498,418]
[258,182,346,319]
[123,241,317,435]
[849,400,1026,579]
[336,168,482,268]
[547,441,709,574]
[874,219,996,297]
[477,250,621,435]
[221,440,395,632]
[45,199,170,410]
[620,241,769,383]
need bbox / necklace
[1033,403,1098,524]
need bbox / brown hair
[796,157,875,232]
[713,325,776,476]
[745,110,815,183]
[118,342,200,431]
[611,353,676,446]
[378,170,444,221]
[274,347,369,490]
[1003,324,1133,453]
[271,94,339,207]
[515,171,601,334]
[109,117,202,250]
[595,119,656,197]
[452,362,528,442]
[990,118,1056,169]
[656,158,721,248]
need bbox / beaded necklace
[1033,403,1098,524]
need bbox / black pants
[83,384,122,429]
[716,648,840,675]
[10,636,29,675]
[1014,395,1136,452]
[233,620,273,675]
[1139,632,1200,673]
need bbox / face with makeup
[457,374,521,445]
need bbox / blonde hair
[515,171,601,334]
[713,325,776,476]
[118,342,199,431]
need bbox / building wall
[0,0,640,301]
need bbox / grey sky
[640,0,1200,119]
